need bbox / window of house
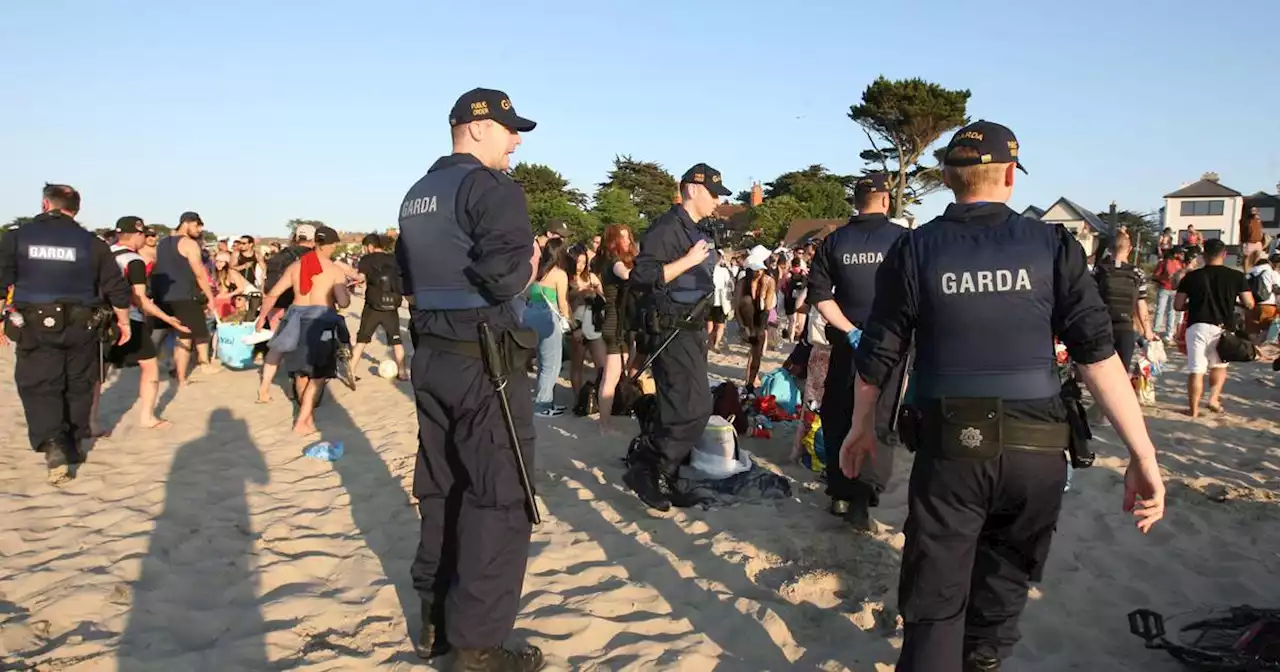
[1179,200,1224,216]
[1257,207,1276,223]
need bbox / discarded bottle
[303,441,344,461]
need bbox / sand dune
[2,302,1279,671]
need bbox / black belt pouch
[936,397,1004,461]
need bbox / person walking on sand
[254,226,352,436]
[1176,239,1254,417]
[92,216,191,432]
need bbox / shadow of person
[526,416,902,671]
[97,367,141,436]
[117,408,276,671]
[307,391,425,658]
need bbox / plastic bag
[1145,340,1168,369]
[799,410,825,473]
[303,441,344,461]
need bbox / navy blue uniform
[806,213,906,508]
[855,202,1114,670]
[0,212,131,454]
[629,205,716,476]
[397,153,537,654]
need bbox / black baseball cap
[943,120,1028,174]
[115,216,146,234]
[314,226,340,245]
[545,219,570,237]
[680,163,732,197]
[854,172,890,193]
[179,211,204,225]
[449,88,536,133]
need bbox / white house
[1036,197,1112,256]
[1161,174,1244,246]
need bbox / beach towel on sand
[268,305,349,379]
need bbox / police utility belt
[640,290,708,335]
[8,302,117,343]
[897,397,1070,461]
[415,328,538,373]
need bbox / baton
[630,292,714,385]
[477,322,541,525]
[888,344,913,434]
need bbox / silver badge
[42,317,56,328]
[959,427,983,449]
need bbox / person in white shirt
[706,251,735,351]
[1245,250,1279,343]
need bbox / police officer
[0,184,132,485]
[397,87,545,672]
[1093,229,1155,373]
[838,121,1167,671]
[626,163,728,511]
[805,172,906,530]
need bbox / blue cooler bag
[216,322,258,370]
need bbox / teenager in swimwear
[254,226,352,435]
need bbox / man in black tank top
[148,212,218,386]
[233,235,262,287]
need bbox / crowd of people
[0,89,1271,671]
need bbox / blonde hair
[942,147,1008,196]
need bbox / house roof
[1022,206,1045,220]
[1244,191,1280,205]
[782,218,844,246]
[1042,197,1112,236]
[1164,179,1242,199]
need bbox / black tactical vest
[666,214,715,304]
[821,214,906,325]
[397,159,492,310]
[912,209,1060,401]
[11,220,98,306]
[1095,263,1140,326]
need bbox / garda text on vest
[27,245,78,262]
[941,268,1033,295]
[400,194,438,219]
[843,252,884,265]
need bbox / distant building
[1035,197,1112,256]
[1160,174,1245,246]
[1021,205,1045,220]
[1243,185,1280,240]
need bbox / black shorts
[155,299,211,341]
[107,319,157,367]
[708,307,728,325]
[356,307,403,346]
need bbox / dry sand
[2,300,1279,671]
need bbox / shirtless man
[255,226,352,435]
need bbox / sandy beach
[2,299,1279,671]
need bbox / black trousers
[649,328,712,476]
[12,323,100,450]
[1115,327,1136,374]
[896,448,1068,671]
[822,337,895,502]
[409,344,534,650]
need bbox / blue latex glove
[847,327,863,348]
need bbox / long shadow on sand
[535,415,901,671]
[117,408,280,671]
[307,383,428,666]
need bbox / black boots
[964,648,1002,671]
[623,460,671,512]
[452,644,545,672]
[39,439,73,486]
[829,487,873,532]
[414,599,450,660]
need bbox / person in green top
[523,239,571,416]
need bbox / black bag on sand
[573,380,599,417]
[611,376,643,417]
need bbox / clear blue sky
[2,0,1277,237]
